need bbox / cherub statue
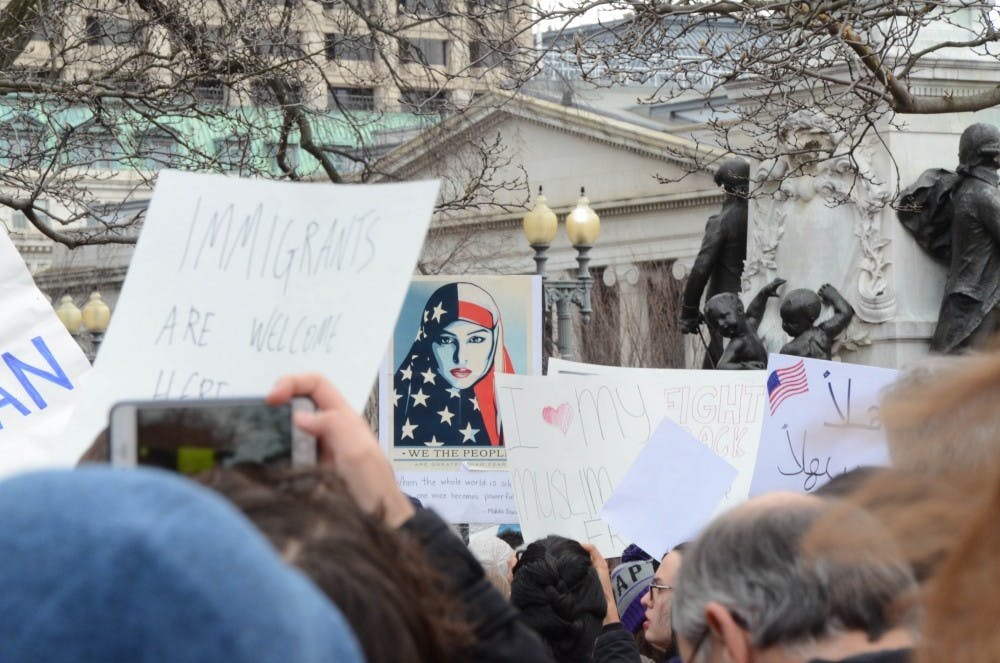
[703,278,785,370]
[778,284,855,360]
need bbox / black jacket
[400,509,552,663]
[592,623,641,663]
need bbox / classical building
[10,0,528,291]
[373,7,1000,369]
[374,92,728,367]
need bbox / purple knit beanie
[610,560,654,634]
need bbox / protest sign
[496,369,765,556]
[546,358,765,499]
[601,416,737,559]
[58,171,439,464]
[380,275,541,523]
[748,354,897,496]
[0,231,90,475]
[396,467,519,522]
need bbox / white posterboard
[496,368,766,557]
[602,416,737,559]
[0,230,90,475]
[57,171,439,464]
[748,354,896,495]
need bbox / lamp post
[522,186,601,360]
[55,292,112,362]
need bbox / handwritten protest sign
[0,231,90,475]
[496,369,765,556]
[602,416,737,559]
[748,354,897,496]
[58,171,439,464]
[547,358,765,503]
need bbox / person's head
[510,535,607,663]
[421,282,504,390]
[809,464,1000,662]
[704,292,746,338]
[958,122,1000,170]
[0,467,363,662]
[914,466,1000,662]
[640,542,689,654]
[469,533,515,600]
[714,158,751,196]
[200,466,472,663]
[672,492,918,663]
[881,350,1000,475]
[813,466,884,498]
[779,289,823,337]
[611,559,655,635]
[497,523,524,549]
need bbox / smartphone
[109,398,316,474]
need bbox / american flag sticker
[767,359,809,415]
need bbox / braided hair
[510,536,607,663]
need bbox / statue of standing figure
[680,157,750,367]
[898,123,1000,353]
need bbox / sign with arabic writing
[748,354,897,496]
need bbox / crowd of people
[0,347,998,662]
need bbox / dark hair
[77,427,110,464]
[510,535,607,663]
[497,529,524,550]
[199,466,473,663]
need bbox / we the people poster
[379,275,541,523]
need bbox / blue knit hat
[0,467,364,662]
[611,560,655,634]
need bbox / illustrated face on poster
[387,278,539,451]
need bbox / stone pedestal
[743,112,950,369]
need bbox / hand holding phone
[110,398,317,474]
[268,373,416,528]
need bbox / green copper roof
[0,100,438,177]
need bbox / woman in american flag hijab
[393,282,515,447]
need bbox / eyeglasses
[647,582,674,600]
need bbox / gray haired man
[671,493,918,663]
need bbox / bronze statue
[703,278,784,370]
[778,283,854,360]
[898,123,1000,353]
[681,157,750,367]
[934,123,1000,352]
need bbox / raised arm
[817,283,855,339]
[746,278,786,329]
[268,374,553,663]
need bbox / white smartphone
[109,397,316,473]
